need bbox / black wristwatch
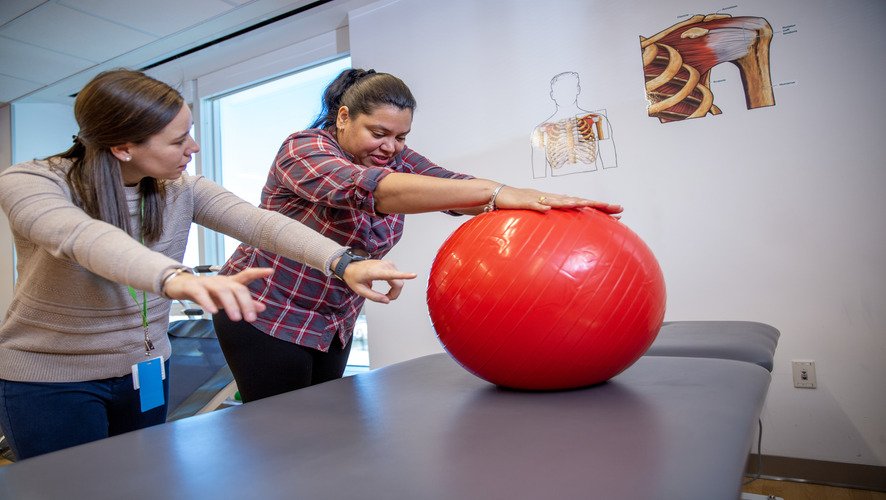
[333,249,370,280]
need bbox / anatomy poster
[531,72,618,178]
[640,14,776,123]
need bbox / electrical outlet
[792,360,817,389]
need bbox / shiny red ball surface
[427,208,666,390]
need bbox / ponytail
[310,68,416,130]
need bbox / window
[194,56,369,369]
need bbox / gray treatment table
[0,353,770,500]
[645,320,781,371]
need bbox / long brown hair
[52,69,183,243]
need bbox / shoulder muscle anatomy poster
[640,14,775,123]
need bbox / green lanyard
[128,197,153,356]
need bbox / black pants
[213,311,352,403]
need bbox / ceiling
[0,0,326,105]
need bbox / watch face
[349,250,369,261]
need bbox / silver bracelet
[160,267,193,298]
[484,184,506,212]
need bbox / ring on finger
[539,196,547,203]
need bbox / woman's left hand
[162,267,274,322]
[494,186,623,215]
[341,260,418,304]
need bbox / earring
[122,155,131,162]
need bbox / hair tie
[354,69,377,82]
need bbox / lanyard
[128,197,153,356]
[129,285,152,355]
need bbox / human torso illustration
[531,72,617,178]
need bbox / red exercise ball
[427,207,666,390]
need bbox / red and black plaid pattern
[221,129,471,351]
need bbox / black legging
[213,310,352,403]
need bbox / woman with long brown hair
[0,69,414,460]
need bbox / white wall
[349,0,886,467]
[11,103,78,164]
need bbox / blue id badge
[132,356,165,412]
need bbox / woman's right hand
[494,186,623,215]
[161,268,275,322]
[340,260,417,304]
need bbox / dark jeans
[0,362,169,460]
[213,310,352,403]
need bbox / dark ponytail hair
[310,68,417,130]
[51,69,183,243]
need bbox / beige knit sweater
[0,159,346,382]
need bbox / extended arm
[185,175,415,317]
[0,165,184,295]
[374,172,622,216]
[191,175,345,274]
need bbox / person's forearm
[453,206,487,216]
[192,176,345,274]
[374,173,500,214]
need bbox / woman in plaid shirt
[213,69,623,402]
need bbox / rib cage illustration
[640,14,775,123]
[531,114,603,170]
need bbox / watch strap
[334,250,367,280]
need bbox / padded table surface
[0,354,770,500]
[645,321,781,371]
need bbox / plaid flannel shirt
[220,129,472,351]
